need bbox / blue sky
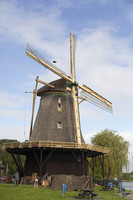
[0,0,133,171]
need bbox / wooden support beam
[17,155,24,176]
[92,157,95,178]
[39,148,43,178]
[72,151,81,162]
[78,96,87,104]
[42,150,54,168]
[88,159,93,171]
[36,78,55,88]
[32,149,40,166]
[82,150,85,175]
[102,154,105,185]
[11,153,21,174]
[29,76,39,137]
[98,155,105,185]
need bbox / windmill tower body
[24,78,88,176]
[30,79,79,143]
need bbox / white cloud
[75,29,133,119]
[0,92,24,108]
[55,0,109,9]
[1,0,133,120]
[0,109,24,120]
[79,103,102,121]
[0,92,33,125]
[56,0,73,8]
[126,6,133,24]
[0,126,30,142]
[83,131,97,144]
[0,0,66,47]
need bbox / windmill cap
[37,78,66,96]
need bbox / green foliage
[95,174,103,180]
[121,172,133,180]
[0,139,25,175]
[90,129,129,179]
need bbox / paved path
[126,194,133,200]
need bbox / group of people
[12,171,48,189]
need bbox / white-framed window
[57,121,62,128]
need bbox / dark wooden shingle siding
[30,93,77,142]
[30,78,85,143]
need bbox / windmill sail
[80,85,112,113]
[26,44,73,83]
[70,34,77,80]
[70,33,81,144]
[26,33,113,145]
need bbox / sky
[0,0,133,171]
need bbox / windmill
[2,33,112,179]
[26,33,112,145]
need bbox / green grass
[0,183,131,200]
[94,186,129,200]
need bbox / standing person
[34,178,38,189]
[43,173,48,188]
[14,171,19,188]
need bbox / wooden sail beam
[70,32,75,82]
[26,51,74,84]
[78,84,112,107]
[70,33,81,144]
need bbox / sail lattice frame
[80,89,113,113]
[26,44,67,77]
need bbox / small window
[58,103,61,108]
[58,103,62,112]
[58,97,61,103]
[57,121,62,128]
[57,97,62,111]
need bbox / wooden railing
[2,141,110,154]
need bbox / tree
[0,139,25,175]
[90,129,129,179]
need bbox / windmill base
[24,149,88,176]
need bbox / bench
[78,189,97,199]
[122,188,130,196]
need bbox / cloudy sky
[0,0,133,171]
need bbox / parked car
[0,176,7,182]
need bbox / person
[14,171,19,188]
[43,173,48,188]
[34,178,38,189]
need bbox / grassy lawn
[0,183,130,200]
